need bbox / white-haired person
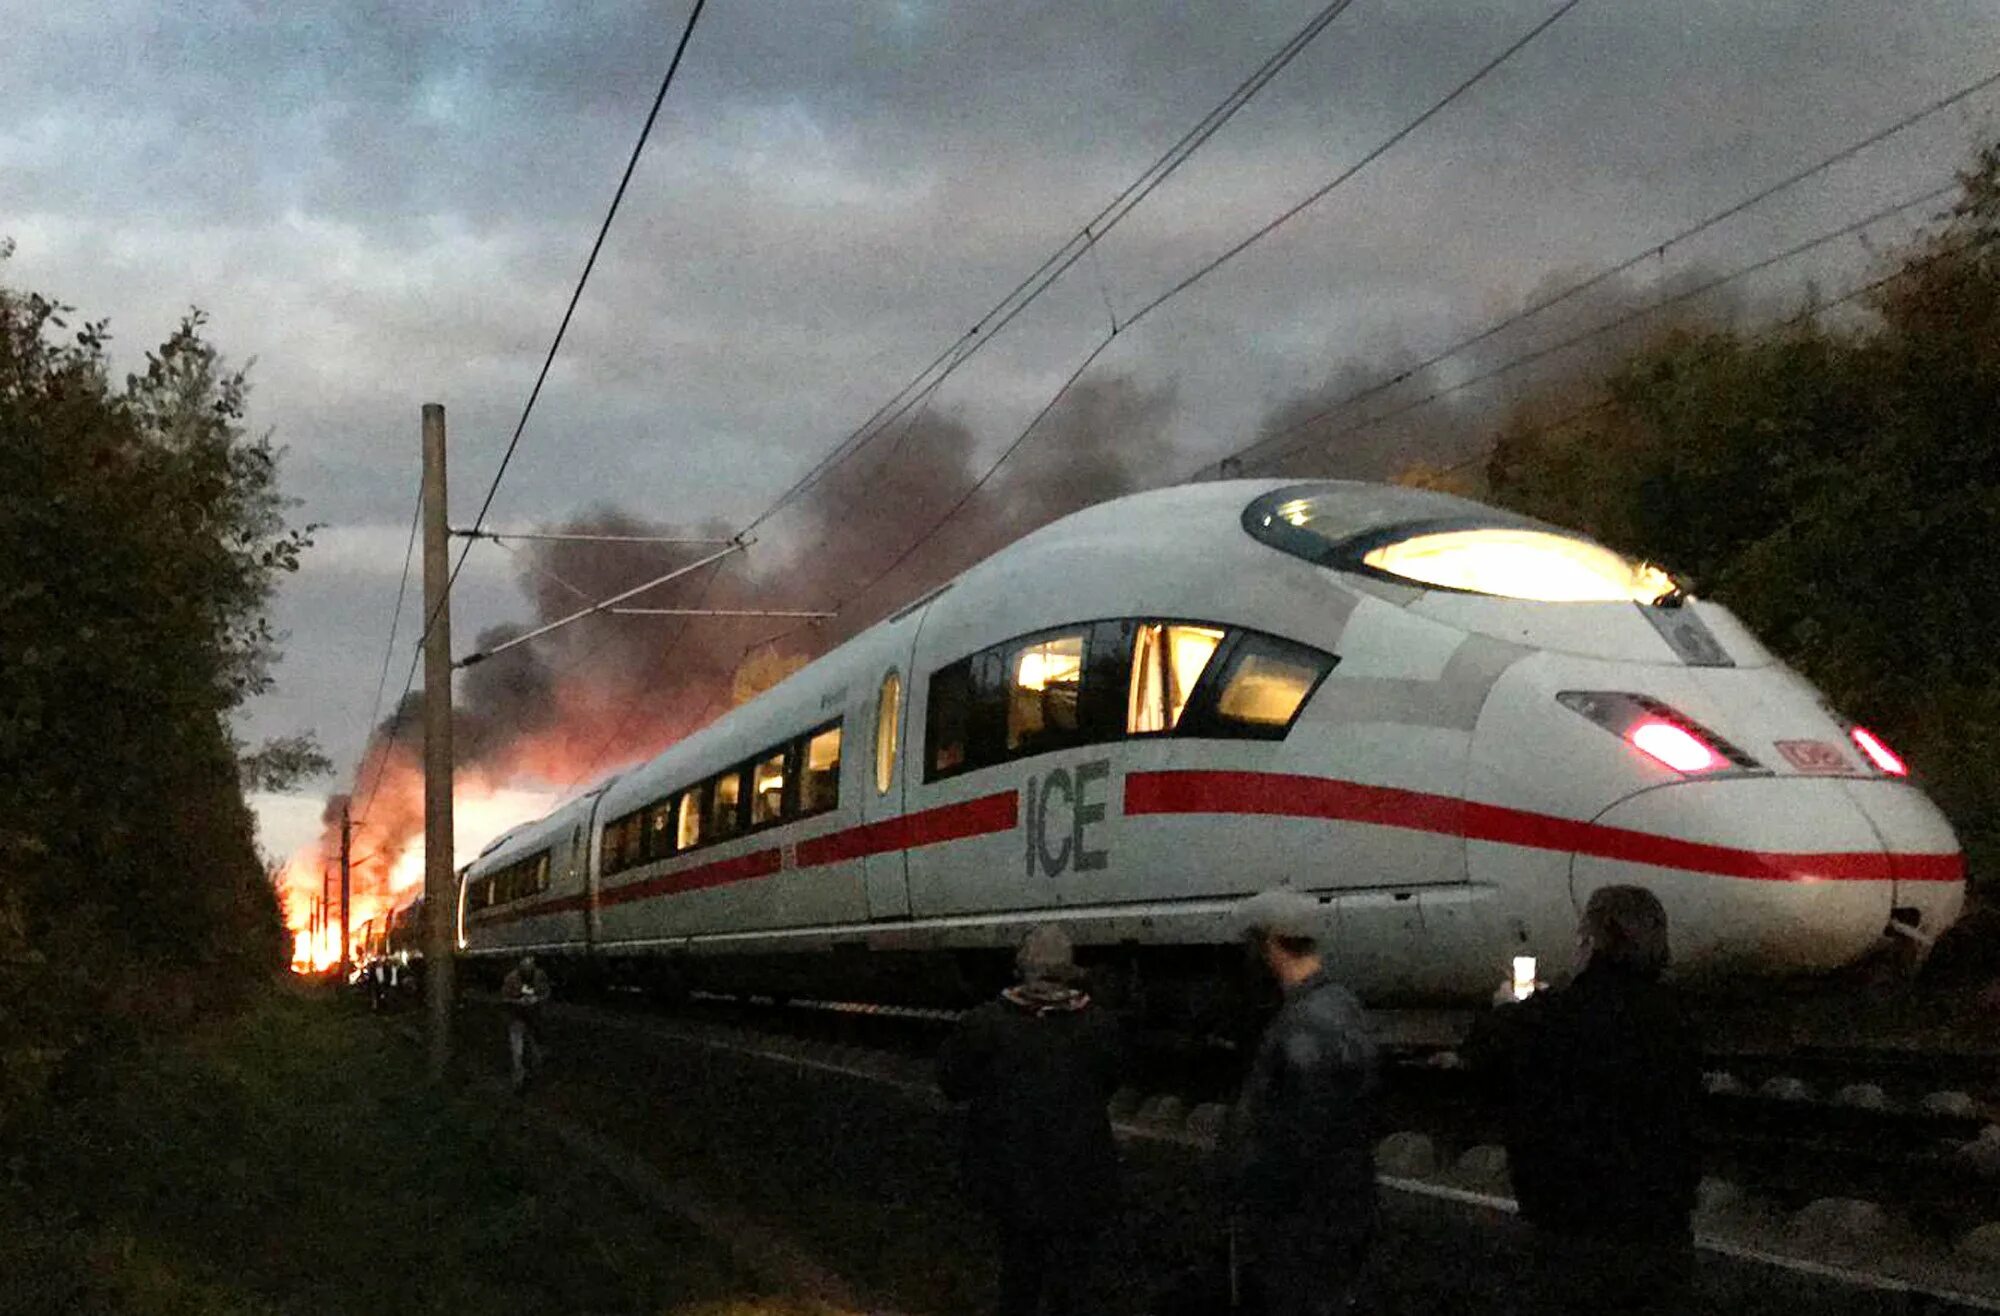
[937,924,1124,1316]
[500,954,551,1093]
[1467,884,1702,1314]
[1226,888,1381,1316]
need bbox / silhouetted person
[501,955,551,1092]
[1228,889,1380,1316]
[937,924,1123,1316]
[1467,885,1702,1314]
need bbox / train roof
[517,479,1587,838]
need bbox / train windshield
[1247,490,1679,603]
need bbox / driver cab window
[1007,632,1085,754]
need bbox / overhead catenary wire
[1202,63,2000,476]
[416,0,711,656]
[1416,224,1996,484]
[539,0,1369,795]
[753,0,1595,643]
[348,479,424,837]
[1234,177,1959,474]
[737,0,1363,539]
[687,0,1602,687]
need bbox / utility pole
[338,801,353,978]
[420,403,457,1080]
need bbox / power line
[1204,63,2000,476]
[1421,225,1995,484]
[1118,0,1587,334]
[737,0,1363,539]
[1235,178,1956,474]
[533,0,1372,796]
[418,0,711,655]
[347,481,423,834]
[699,0,1598,683]
[776,0,1592,624]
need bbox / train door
[862,666,912,919]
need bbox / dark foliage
[1480,146,2000,889]
[0,254,315,1131]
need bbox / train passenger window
[601,821,627,875]
[1198,633,1334,737]
[678,787,705,851]
[802,724,841,815]
[646,800,675,860]
[874,672,901,796]
[533,853,550,893]
[751,751,788,827]
[709,769,745,842]
[1128,622,1225,733]
[1007,633,1085,754]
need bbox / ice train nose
[1569,777,1963,980]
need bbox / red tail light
[1628,719,1725,773]
[1849,726,1908,776]
[1557,691,1756,775]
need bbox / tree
[0,253,316,1124]
[1481,146,2000,888]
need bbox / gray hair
[1581,885,1670,978]
[1016,923,1077,986]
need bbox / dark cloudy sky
[7,0,1997,856]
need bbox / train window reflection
[875,672,900,796]
[709,771,744,842]
[647,801,675,860]
[677,789,703,851]
[802,724,841,815]
[1363,528,1676,603]
[751,752,788,826]
[1210,634,1332,733]
[1128,623,1224,733]
[1008,633,1084,753]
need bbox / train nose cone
[1570,777,1963,980]
[1837,777,1966,944]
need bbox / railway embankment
[457,992,2000,1313]
[0,983,825,1316]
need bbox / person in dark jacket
[937,924,1124,1316]
[501,955,552,1092]
[1466,884,1702,1314]
[1228,888,1381,1316]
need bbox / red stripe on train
[1123,770,1962,883]
[796,791,1018,867]
[479,791,1021,925]
[600,847,785,908]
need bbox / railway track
[548,988,2000,1256]
[514,987,2000,1298]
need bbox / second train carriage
[457,479,1964,1019]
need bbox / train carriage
[458,479,1964,1021]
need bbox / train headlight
[1556,691,1756,775]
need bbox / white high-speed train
[455,480,1964,1018]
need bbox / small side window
[678,787,705,851]
[874,671,901,796]
[646,799,676,861]
[802,724,841,815]
[709,770,744,842]
[534,853,550,894]
[751,751,789,827]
